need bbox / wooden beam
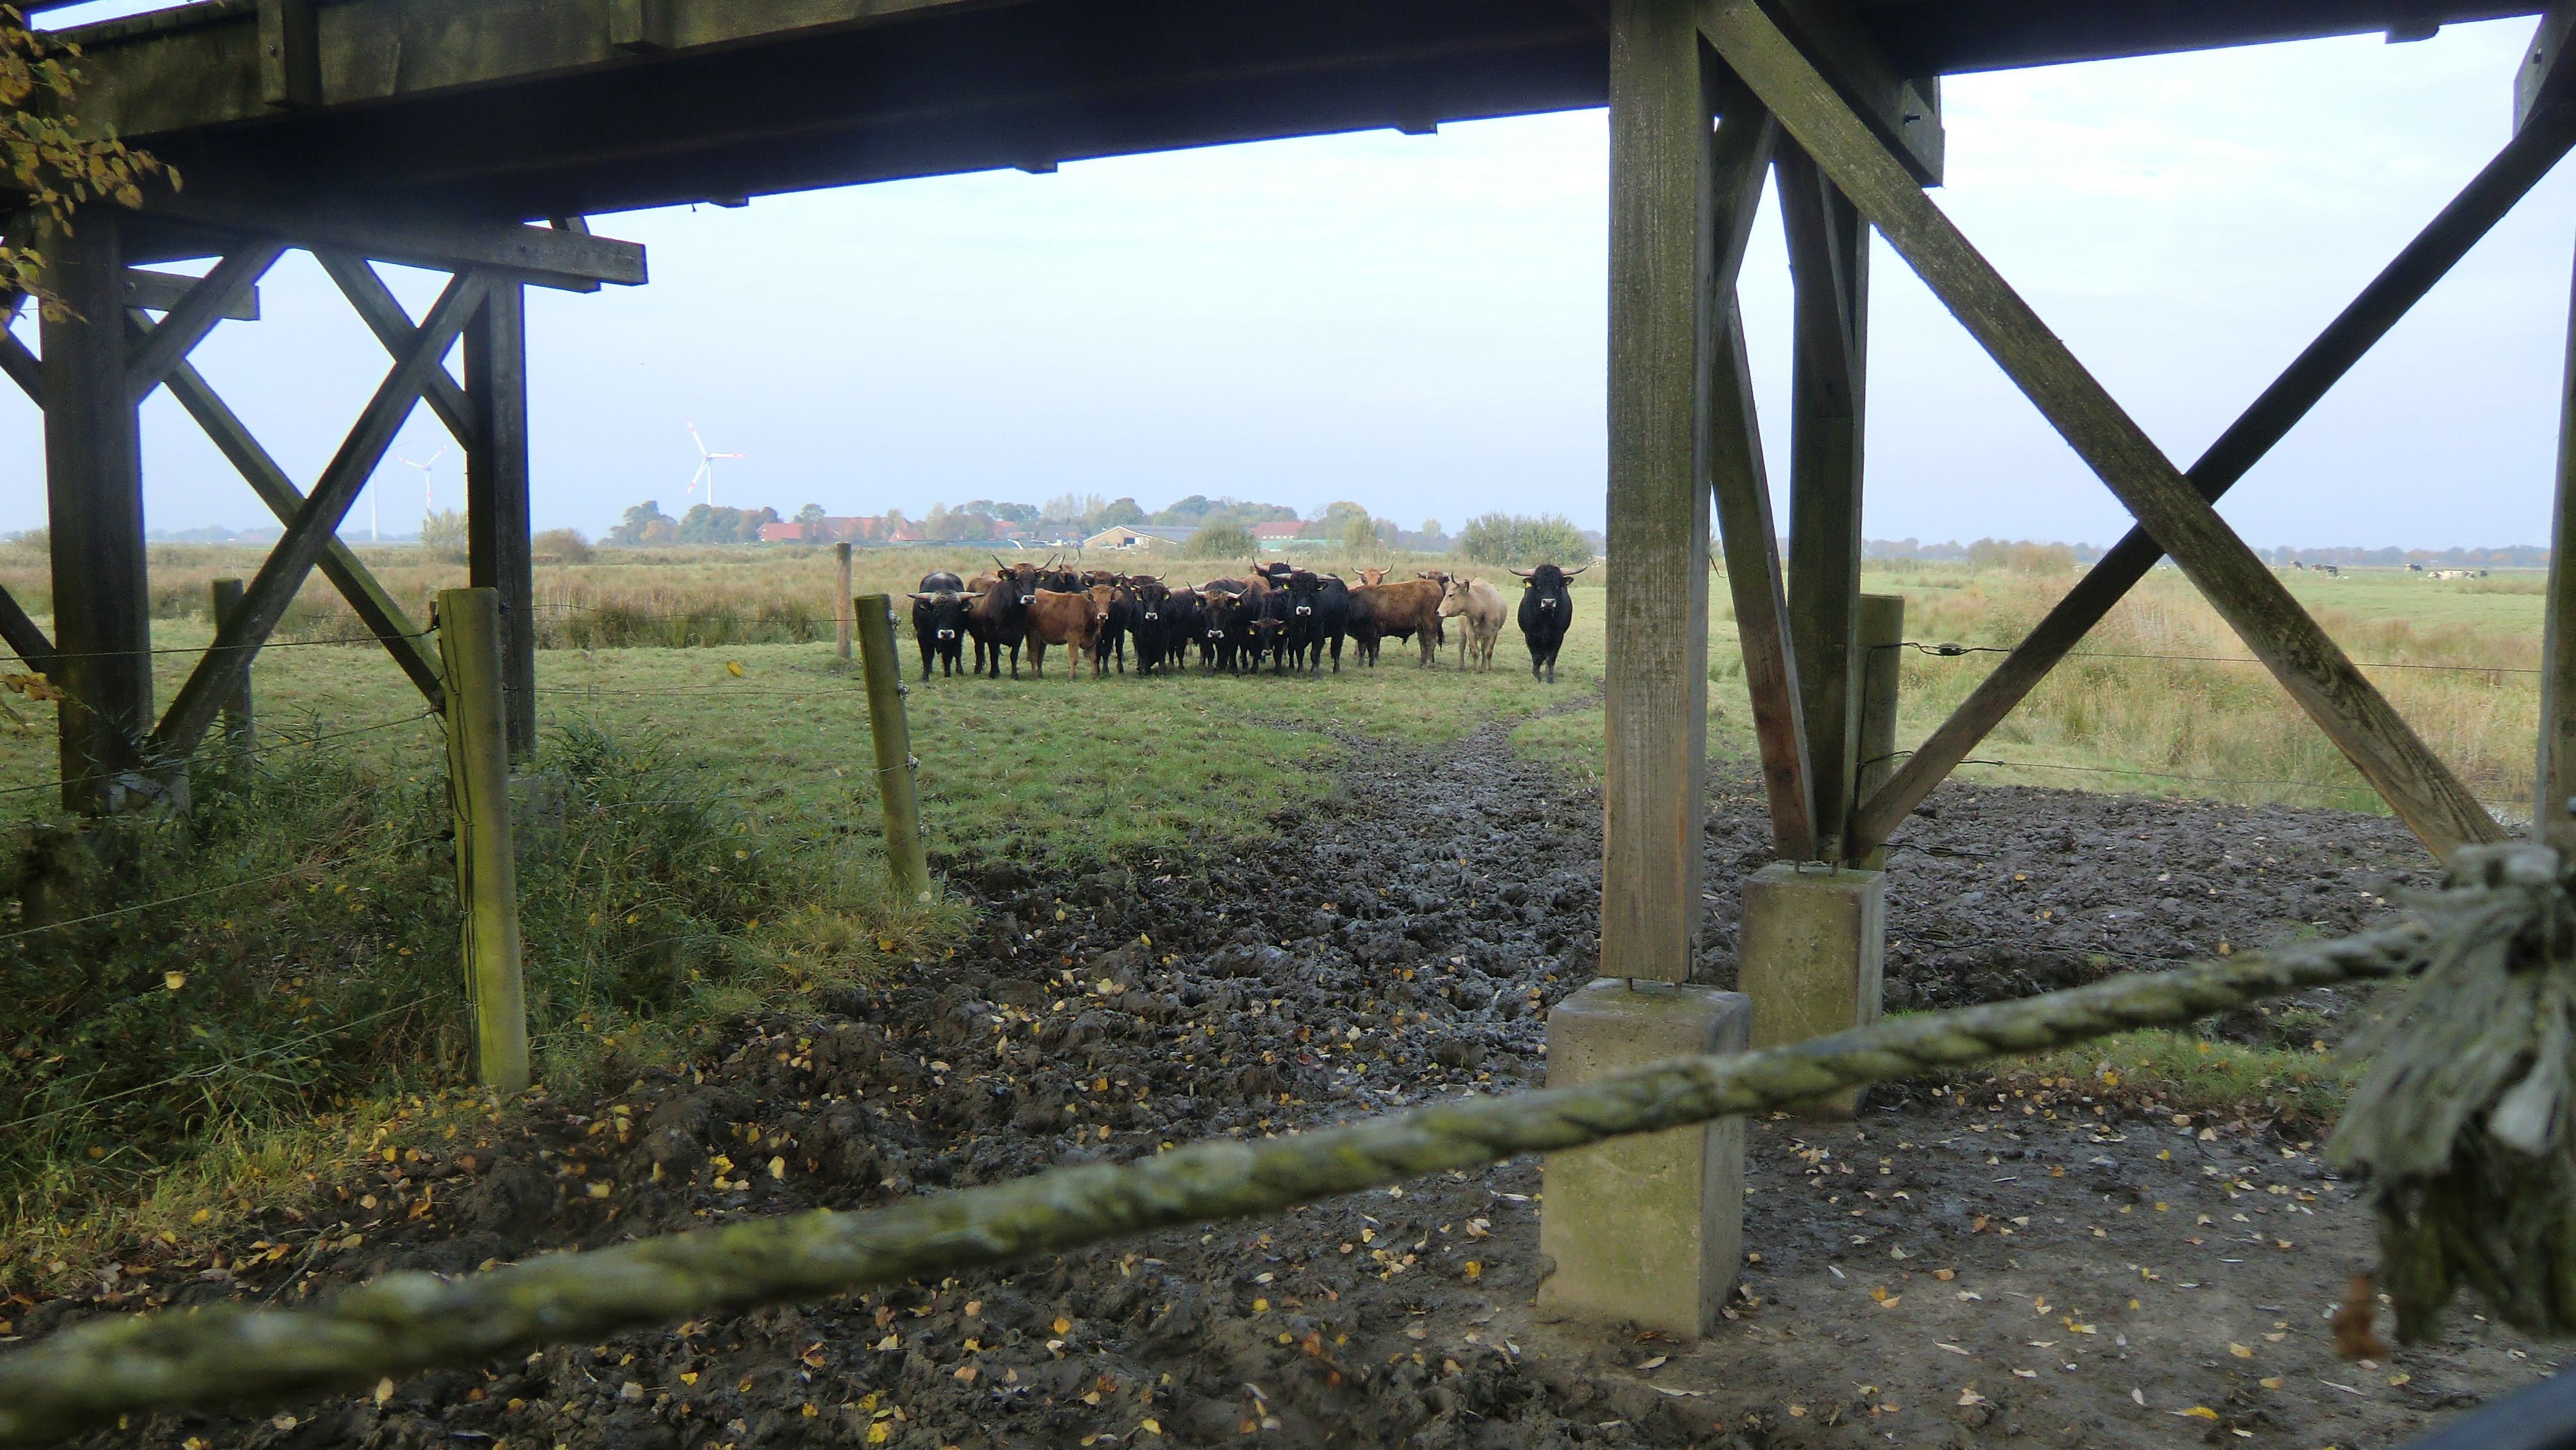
[1704,81,1815,860]
[1847,34,2576,854]
[611,0,676,51]
[0,328,39,403]
[1701,0,2504,861]
[1753,0,1940,184]
[465,282,536,760]
[1776,138,1869,860]
[129,199,644,290]
[315,251,480,453]
[40,212,153,811]
[152,271,491,763]
[128,268,261,321]
[125,243,285,404]
[0,585,59,677]
[156,351,446,711]
[1600,0,1713,984]
[258,0,321,109]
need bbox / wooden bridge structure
[15,0,2576,1337]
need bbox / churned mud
[33,722,2559,1449]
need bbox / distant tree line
[608,501,782,546]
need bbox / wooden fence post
[1852,593,1904,868]
[853,592,933,902]
[209,577,253,753]
[837,542,854,664]
[437,587,529,1094]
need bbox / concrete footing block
[1739,862,1885,1117]
[1535,978,1750,1339]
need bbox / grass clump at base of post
[0,718,960,1299]
[1930,1028,2357,1136]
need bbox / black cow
[966,559,1039,678]
[1089,578,1140,675]
[1283,569,1348,675]
[1196,581,1244,673]
[909,571,971,678]
[1513,562,1582,683]
[1129,577,1174,674]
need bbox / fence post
[436,587,530,1094]
[1852,593,1905,870]
[853,592,933,903]
[836,541,854,665]
[209,577,253,754]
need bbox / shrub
[420,508,468,562]
[1457,512,1592,569]
[533,526,595,565]
[1185,522,1256,560]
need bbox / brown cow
[1025,587,1102,677]
[1354,567,1389,586]
[1348,577,1445,667]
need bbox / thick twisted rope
[0,918,2425,1445]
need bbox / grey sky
[9,12,2571,549]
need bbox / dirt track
[33,719,2563,1449]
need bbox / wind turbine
[686,423,744,509]
[392,447,447,542]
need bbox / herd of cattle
[907,560,1584,683]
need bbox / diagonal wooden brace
[314,250,480,453]
[151,271,490,764]
[154,348,446,711]
[1849,21,2576,856]
[124,243,285,404]
[1702,81,1815,859]
[1701,0,2503,860]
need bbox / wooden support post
[256,0,321,108]
[1700,0,2503,862]
[438,588,529,1095]
[1540,0,1747,1347]
[1778,139,1869,862]
[210,578,253,753]
[1600,0,1713,985]
[2540,238,2576,841]
[837,542,854,664]
[854,593,933,902]
[41,212,154,813]
[466,281,535,761]
[1852,593,1902,869]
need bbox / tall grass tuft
[0,718,945,1280]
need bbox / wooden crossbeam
[151,271,490,763]
[1776,137,1870,858]
[128,268,261,321]
[154,350,447,711]
[125,244,284,404]
[1701,0,2504,861]
[1704,83,1815,860]
[1846,18,2576,856]
[128,199,642,292]
[315,250,481,452]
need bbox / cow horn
[908,592,938,602]
[1509,568,1533,578]
[993,554,1009,569]
[1563,566,1589,576]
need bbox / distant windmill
[686,423,745,509]
[392,447,447,543]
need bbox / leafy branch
[0,4,178,317]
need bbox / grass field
[0,544,2542,1282]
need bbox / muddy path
[31,720,2560,1450]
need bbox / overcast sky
[11,11,2574,550]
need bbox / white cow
[1439,577,1508,673]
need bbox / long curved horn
[1509,568,1533,578]
[1563,566,1589,577]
